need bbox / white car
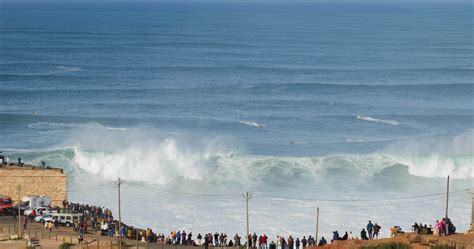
[34,213,55,223]
[24,207,50,216]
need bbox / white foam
[356,115,399,126]
[238,120,266,128]
[28,122,81,129]
[382,129,474,179]
[67,124,241,184]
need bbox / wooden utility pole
[445,175,450,218]
[315,207,320,244]
[17,185,21,238]
[243,192,252,249]
[117,178,123,249]
[471,189,474,232]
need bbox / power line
[252,189,470,203]
[124,181,242,198]
[68,181,115,192]
[125,183,238,202]
[66,181,470,204]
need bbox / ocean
[0,1,473,239]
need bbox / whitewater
[1,0,473,240]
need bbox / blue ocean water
[0,1,473,238]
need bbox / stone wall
[0,167,67,207]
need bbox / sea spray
[381,129,474,178]
[66,124,242,184]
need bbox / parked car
[24,206,50,216]
[34,213,54,223]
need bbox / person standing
[367,221,374,240]
[373,223,381,239]
[262,234,268,249]
[252,233,257,248]
[301,236,307,248]
[288,236,294,249]
[23,216,27,230]
[235,234,241,248]
[197,233,203,246]
[48,221,53,232]
[295,237,300,249]
[204,233,210,249]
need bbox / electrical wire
[68,181,115,193]
[252,189,470,203]
[125,181,243,198]
[67,180,470,205]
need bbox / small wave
[28,122,127,132]
[356,115,399,126]
[238,120,266,128]
[345,138,365,143]
[107,127,128,131]
[289,141,306,145]
[56,65,82,72]
[28,122,81,129]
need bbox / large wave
[65,124,241,184]
[11,124,474,185]
[381,129,474,179]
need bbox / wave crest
[356,115,399,125]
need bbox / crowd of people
[16,200,461,247]
[330,220,382,242]
[0,153,50,170]
[412,217,456,236]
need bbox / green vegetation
[360,242,412,249]
[430,245,454,249]
[58,242,73,249]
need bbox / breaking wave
[12,125,474,185]
[356,115,399,125]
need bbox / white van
[51,213,83,227]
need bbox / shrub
[360,242,412,249]
[430,245,454,249]
[58,242,73,249]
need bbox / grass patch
[58,242,73,249]
[361,242,412,249]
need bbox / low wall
[0,166,67,207]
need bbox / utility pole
[445,175,450,218]
[117,178,123,249]
[17,185,21,239]
[243,192,252,249]
[315,207,319,244]
[471,189,474,232]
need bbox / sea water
[0,1,473,239]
